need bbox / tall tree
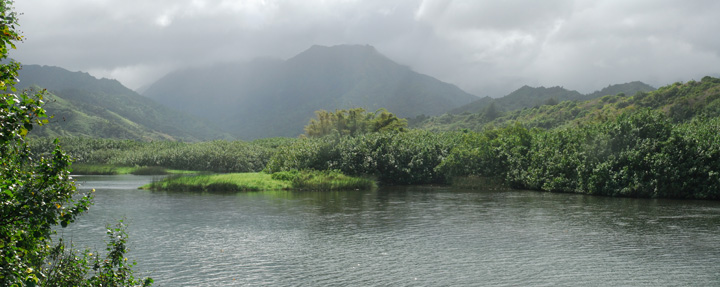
[304,108,406,137]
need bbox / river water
[63,175,720,286]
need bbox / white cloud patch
[11,0,720,97]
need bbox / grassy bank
[71,163,200,175]
[141,170,376,192]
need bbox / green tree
[0,1,150,285]
[304,108,406,137]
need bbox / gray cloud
[11,0,720,96]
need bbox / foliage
[30,138,274,173]
[271,169,376,190]
[144,170,375,192]
[304,108,407,137]
[435,123,534,185]
[144,173,291,192]
[441,109,720,199]
[417,77,718,133]
[267,130,459,185]
[0,2,149,285]
[44,222,153,287]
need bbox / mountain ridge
[143,44,478,139]
[16,65,231,141]
[450,81,656,115]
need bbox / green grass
[142,173,291,192]
[71,163,200,175]
[142,171,377,192]
[271,170,377,191]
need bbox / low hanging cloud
[12,0,720,97]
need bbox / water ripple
[63,176,720,286]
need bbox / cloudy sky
[11,0,720,97]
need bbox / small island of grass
[72,163,201,176]
[140,170,376,192]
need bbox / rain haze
[12,0,720,97]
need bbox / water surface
[64,175,720,286]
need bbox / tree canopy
[303,108,407,137]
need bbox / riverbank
[71,163,200,175]
[140,170,377,192]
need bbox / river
[61,175,720,286]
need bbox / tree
[482,101,500,121]
[304,108,407,137]
[0,1,150,285]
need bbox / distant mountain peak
[306,44,377,52]
[290,44,384,65]
[143,44,478,139]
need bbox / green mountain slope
[450,82,655,115]
[143,44,478,139]
[16,65,230,141]
[416,77,717,132]
[585,81,656,100]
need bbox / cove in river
[62,175,720,286]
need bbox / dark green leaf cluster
[442,110,720,199]
[304,108,407,138]
[269,107,720,199]
[266,130,459,185]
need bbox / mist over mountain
[143,44,478,139]
[16,65,230,141]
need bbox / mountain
[16,65,230,141]
[143,44,478,139]
[415,77,717,132]
[450,82,656,115]
[585,81,656,99]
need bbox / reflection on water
[62,175,720,286]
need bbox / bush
[266,130,459,185]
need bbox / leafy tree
[303,108,406,137]
[0,1,150,285]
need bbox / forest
[27,76,720,199]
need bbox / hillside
[143,44,478,139]
[450,82,655,115]
[16,65,230,141]
[585,81,656,99]
[416,77,717,132]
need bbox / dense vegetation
[266,109,720,199]
[266,130,458,185]
[447,81,655,115]
[24,76,720,200]
[441,112,720,198]
[304,108,407,137]
[0,1,150,285]
[415,77,718,132]
[143,170,375,192]
[30,137,280,173]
